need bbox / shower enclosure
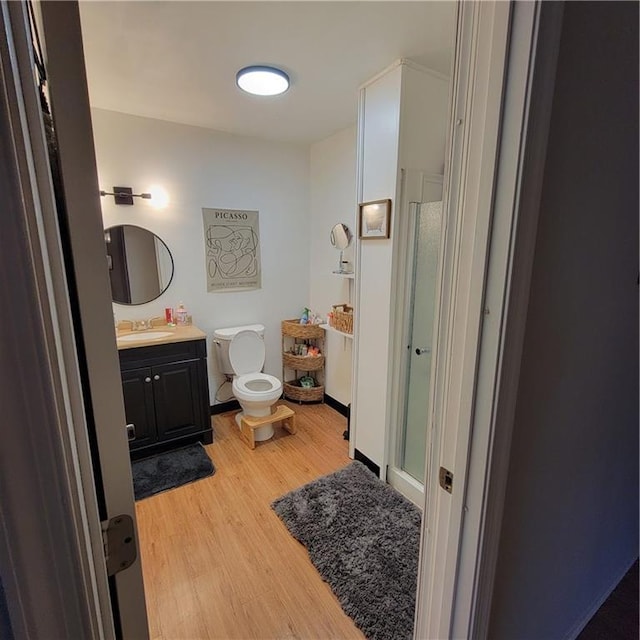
[402,200,442,481]
[388,189,444,506]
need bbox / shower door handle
[415,347,430,355]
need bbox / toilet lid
[229,330,265,375]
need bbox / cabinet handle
[126,423,136,441]
[153,374,160,381]
[144,377,151,383]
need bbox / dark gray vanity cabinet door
[152,359,204,441]
[119,338,212,457]
[121,366,157,450]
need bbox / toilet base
[235,411,274,441]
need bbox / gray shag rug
[271,461,421,640]
[131,442,215,500]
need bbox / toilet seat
[232,373,282,405]
[233,372,281,395]
[229,330,265,375]
[229,330,282,400]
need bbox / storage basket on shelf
[329,304,354,335]
[281,319,325,339]
[283,378,324,402]
[281,319,325,403]
[282,351,325,371]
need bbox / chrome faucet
[132,317,164,331]
[133,319,151,331]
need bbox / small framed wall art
[359,199,392,239]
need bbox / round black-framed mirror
[105,224,174,305]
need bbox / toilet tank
[213,324,265,375]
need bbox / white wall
[92,109,310,404]
[488,3,639,638]
[353,62,449,469]
[309,126,357,406]
[354,66,402,468]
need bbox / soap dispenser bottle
[175,302,188,326]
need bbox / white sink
[117,331,173,342]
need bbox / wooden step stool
[239,404,296,450]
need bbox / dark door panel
[121,367,156,449]
[153,360,204,440]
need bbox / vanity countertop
[116,324,207,350]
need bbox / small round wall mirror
[329,223,353,273]
[330,223,352,250]
[105,224,174,305]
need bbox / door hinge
[439,466,453,494]
[101,515,137,576]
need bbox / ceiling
[79,2,456,145]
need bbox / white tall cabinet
[351,59,449,474]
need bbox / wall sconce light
[148,185,170,209]
[100,186,152,206]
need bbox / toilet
[213,324,282,441]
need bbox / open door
[37,2,149,636]
[0,1,148,637]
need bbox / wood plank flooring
[135,402,365,640]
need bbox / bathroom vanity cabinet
[281,320,325,402]
[118,337,212,458]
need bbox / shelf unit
[327,268,355,337]
[281,320,325,402]
[320,323,353,340]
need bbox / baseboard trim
[211,400,240,415]
[564,555,639,639]
[324,394,349,417]
[354,448,380,477]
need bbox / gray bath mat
[271,461,421,640]
[132,442,215,500]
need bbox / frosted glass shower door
[402,201,442,482]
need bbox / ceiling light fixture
[236,65,290,96]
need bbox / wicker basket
[283,378,325,402]
[330,304,354,335]
[281,319,325,339]
[283,352,325,371]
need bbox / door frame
[414,3,516,634]
[414,1,564,638]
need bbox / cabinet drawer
[119,338,205,370]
